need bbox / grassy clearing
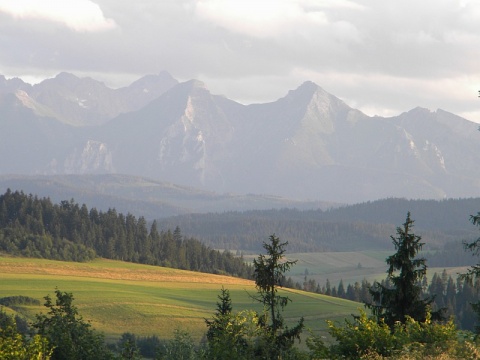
[286,251,471,288]
[0,256,360,342]
[285,251,389,286]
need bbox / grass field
[0,256,360,342]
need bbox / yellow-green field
[0,256,360,342]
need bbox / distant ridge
[0,174,332,219]
[156,197,480,252]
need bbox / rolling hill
[0,256,360,341]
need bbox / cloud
[0,0,117,32]
[193,0,330,39]
[0,0,479,124]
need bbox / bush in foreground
[0,309,52,360]
[32,290,114,360]
[307,309,480,360]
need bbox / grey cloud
[0,0,478,121]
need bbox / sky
[0,0,479,121]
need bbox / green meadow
[0,256,360,342]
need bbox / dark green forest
[0,189,251,278]
[156,197,480,252]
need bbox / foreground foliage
[308,309,480,360]
[202,235,305,359]
[1,279,480,359]
[32,289,114,360]
[0,309,52,360]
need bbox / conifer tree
[461,213,480,332]
[366,212,443,328]
[337,279,346,298]
[252,234,304,356]
[205,287,233,342]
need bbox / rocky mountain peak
[125,71,178,92]
[282,81,352,116]
[119,72,178,112]
[297,80,321,92]
[285,81,322,101]
[55,71,79,81]
[2,74,480,203]
[404,106,434,116]
[39,72,107,92]
[0,75,31,94]
[184,79,208,91]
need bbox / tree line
[0,189,251,278]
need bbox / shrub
[0,308,52,360]
[311,309,480,360]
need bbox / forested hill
[0,189,251,278]
[156,198,480,252]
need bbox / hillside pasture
[0,256,360,342]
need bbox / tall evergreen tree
[205,287,233,342]
[325,279,332,296]
[461,213,480,332]
[366,212,443,328]
[337,279,346,298]
[252,234,304,357]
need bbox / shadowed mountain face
[1,72,480,203]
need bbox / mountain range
[2,72,480,204]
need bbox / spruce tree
[337,279,346,298]
[205,287,233,342]
[461,213,480,332]
[366,212,443,328]
[252,234,304,357]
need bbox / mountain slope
[0,92,80,174]
[90,79,237,189]
[1,72,178,126]
[1,74,480,203]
